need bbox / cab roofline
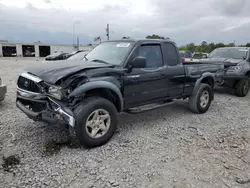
[102,39,175,45]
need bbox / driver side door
[123,43,169,108]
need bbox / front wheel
[73,97,118,148]
[189,83,213,114]
[235,79,250,97]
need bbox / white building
[0,41,94,57]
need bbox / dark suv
[202,47,250,97]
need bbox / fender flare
[244,69,250,76]
[69,81,124,111]
[193,73,215,100]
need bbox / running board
[125,101,175,114]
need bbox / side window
[134,44,164,68]
[163,43,179,66]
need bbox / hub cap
[200,90,209,108]
[85,109,111,139]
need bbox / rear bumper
[0,84,7,101]
[16,88,75,127]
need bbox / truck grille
[17,76,41,93]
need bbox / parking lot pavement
[0,59,250,188]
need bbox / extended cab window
[134,44,163,68]
[163,43,179,66]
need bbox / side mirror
[130,56,146,68]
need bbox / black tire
[189,83,213,114]
[73,97,117,148]
[235,78,250,97]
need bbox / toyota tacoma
[16,39,225,148]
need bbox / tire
[235,78,250,97]
[73,97,117,148]
[189,83,213,114]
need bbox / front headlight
[48,86,63,100]
[227,66,242,72]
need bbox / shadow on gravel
[2,155,20,172]
[214,86,235,96]
[43,138,80,156]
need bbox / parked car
[179,51,198,63]
[0,76,7,102]
[179,50,192,63]
[184,51,193,58]
[202,47,250,97]
[192,52,209,59]
[67,51,90,60]
[45,52,69,61]
[16,39,225,148]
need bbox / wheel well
[245,71,250,77]
[84,88,122,112]
[201,77,214,88]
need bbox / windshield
[85,41,135,65]
[209,48,247,59]
[67,51,89,60]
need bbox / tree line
[121,34,250,53]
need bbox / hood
[25,60,113,84]
[201,57,244,67]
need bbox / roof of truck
[217,47,250,50]
[104,39,175,43]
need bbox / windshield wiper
[91,59,110,64]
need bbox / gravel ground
[0,59,250,188]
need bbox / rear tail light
[182,57,185,63]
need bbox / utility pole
[76,36,79,50]
[106,24,109,40]
[73,23,75,46]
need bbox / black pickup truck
[202,47,250,97]
[16,39,225,148]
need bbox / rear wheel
[189,83,213,114]
[73,97,117,148]
[235,78,250,97]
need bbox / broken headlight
[48,85,63,100]
[227,66,242,72]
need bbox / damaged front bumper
[16,88,75,127]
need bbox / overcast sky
[0,0,250,46]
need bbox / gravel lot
[0,59,250,188]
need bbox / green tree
[186,43,196,52]
[246,43,250,47]
[227,43,235,47]
[146,34,167,39]
[179,46,187,51]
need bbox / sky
[0,0,250,46]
